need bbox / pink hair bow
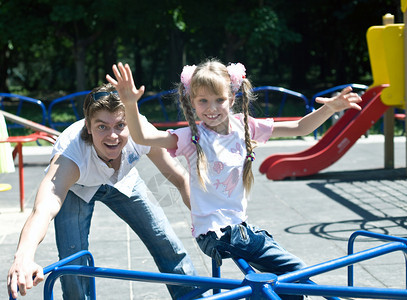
[180,65,196,95]
[227,63,246,93]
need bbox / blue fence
[246,86,311,118]
[310,84,369,139]
[0,93,48,128]
[3,84,381,137]
[47,90,91,129]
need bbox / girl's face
[86,109,129,163]
[192,86,234,135]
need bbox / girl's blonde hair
[178,59,256,192]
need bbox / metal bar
[43,250,95,273]
[261,284,282,300]
[279,242,407,283]
[39,233,407,299]
[347,230,407,287]
[197,286,252,300]
[43,250,96,300]
[232,258,255,275]
[16,143,24,212]
[275,282,407,299]
[43,265,243,300]
[305,279,341,300]
[211,259,221,294]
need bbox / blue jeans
[196,222,306,300]
[54,180,198,300]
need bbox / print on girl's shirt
[230,143,242,155]
[213,161,224,174]
[213,167,240,197]
[212,140,244,197]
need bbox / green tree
[0,0,52,92]
[0,0,402,98]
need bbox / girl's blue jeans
[54,180,197,300]
[196,222,306,300]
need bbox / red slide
[259,85,389,180]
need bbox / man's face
[86,109,129,162]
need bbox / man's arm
[7,155,79,299]
[147,147,191,210]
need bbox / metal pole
[383,13,395,169]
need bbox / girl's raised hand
[106,62,145,105]
[315,86,362,113]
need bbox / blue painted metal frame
[347,230,407,288]
[310,84,369,109]
[43,86,312,130]
[138,89,178,122]
[237,86,311,118]
[9,250,96,300]
[137,86,311,124]
[30,230,407,299]
[47,90,91,129]
[0,93,47,128]
[310,84,369,139]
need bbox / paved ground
[0,134,407,299]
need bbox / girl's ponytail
[240,78,256,193]
[178,83,209,189]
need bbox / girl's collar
[201,120,233,136]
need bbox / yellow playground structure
[366,2,407,171]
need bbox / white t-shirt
[169,114,274,237]
[50,119,151,203]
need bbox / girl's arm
[147,147,191,210]
[106,63,177,150]
[272,86,362,138]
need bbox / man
[7,83,197,299]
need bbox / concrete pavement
[1,134,407,299]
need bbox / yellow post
[404,6,407,175]
[400,0,407,175]
[383,13,395,169]
[402,0,407,175]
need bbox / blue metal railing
[10,230,404,299]
[137,89,178,122]
[237,86,311,118]
[3,84,371,134]
[47,89,181,128]
[310,84,369,110]
[347,230,407,288]
[0,93,47,128]
[138,86,311,126]
[310,84,369,139]
[7,86,312,133]
[9,250,95,300]
[47,90,91,129]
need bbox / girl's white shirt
[49,119,151,203]
[169,114,274,237]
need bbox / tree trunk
[75,39,87,92]
[74,39,87,118]
[0,45,10,92]
[170,29,184,85]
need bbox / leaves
[0,0,399,95]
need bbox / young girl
[107,60,362,299]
